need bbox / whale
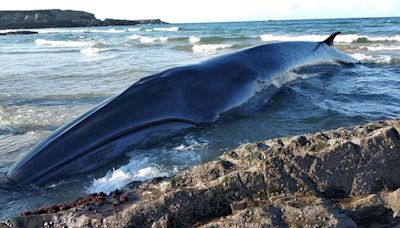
[6,32,360,186]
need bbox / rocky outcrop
[0,9,166,29]
[1,119,400,227]
[0,31,37,35]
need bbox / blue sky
[1,0,399,23]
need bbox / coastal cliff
[2,119,400,227]
[0,9,166,29]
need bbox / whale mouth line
[9,118,199,186]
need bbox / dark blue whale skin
[6,32,359,186]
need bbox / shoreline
[2,119,400,227]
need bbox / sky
[1,0,399,23]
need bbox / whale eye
[257,80,266,84]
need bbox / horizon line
[1,9,399,24]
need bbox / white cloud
[0,0,398,23]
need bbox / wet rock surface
[1,119,400,227]
[0,31,38,35]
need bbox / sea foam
[86,135,206,194]
[127,28,141,32]
[80,47,102,56]
[351,53,392,64]
[189,36,201,44]
[152,27,179,32]
[260,34,400,43]
[86,157,170,194]
[90,28,126,33]
[34,39,95,48]
[192,44,233,52]
[127,35,168,43]
[366,45,400,51]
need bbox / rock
[2,119,400,227]
[0,9,166,30]
[0,30,37,35]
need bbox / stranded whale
[6,32,359,186]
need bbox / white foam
[127,28,141,32]
[189,36,201,44]
[351,53,392,64]
[260,34,400,43]
[141,36,168,43]
[127,35,168,43]
[86,157,170,194]
[0,29,24,33]
[152,27,179,32]
[87,135,206,194]
[0,106,12,133]
[366,45,400,51]
[32,28,88,34]
[109,28,125,33]
[127,34,142,40]
[80,47,102,56]
[368,35,400,42]
[89,28,126,33]
[192,44,233,52]
[34,39,95,48]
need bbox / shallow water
[0,17,399,219]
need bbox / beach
[0,17,399,220]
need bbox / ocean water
[0,17,399,219]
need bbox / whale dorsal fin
[322,32,341,46]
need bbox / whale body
[6,32,359,186]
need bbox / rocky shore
[0,9,166,30]
[0,31,38,35]
[1,119,400,227]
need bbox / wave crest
[192,44,233,52]
[189,36,201,44]
[260,34,400,43]
[34,39,96,48]
[86,135,206,194]
[152,27,179,32]
[351,53,393,64]
[127,35,168,44]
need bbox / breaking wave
[365,45,400,51]
[34,39,97,48]
[151,27,179,32]
[192,44,233,52]
[86,158,170,194]
[189,36,201,44]
[127,28,141,32]
[127,35,168,43]
[34,39,110,56]
[89,28,126,33]
[351,53,393,64]
[260,34,400,43]
[86,135,207,194]
[79,47,110,56]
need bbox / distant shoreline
[0,9,167,30]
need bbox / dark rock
[2,119,400,227]
[0,30,38,35]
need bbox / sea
[0,17,399,219]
